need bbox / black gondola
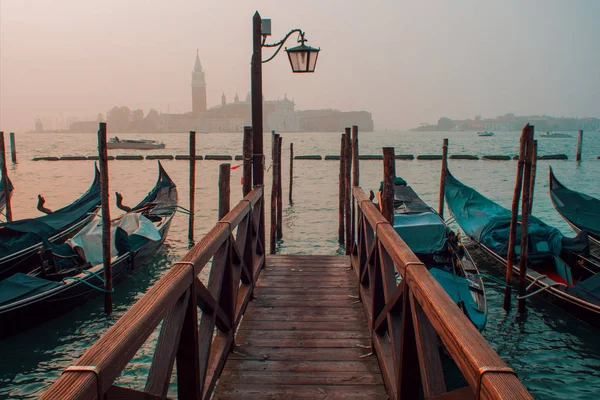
[0,167,101,281]
[445,169,600,328]
[0,162,177,338]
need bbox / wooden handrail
[352,186,531,400]
[41,186,264,400]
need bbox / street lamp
[251,11,319,243]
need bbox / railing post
[518,125,535,313]
[97,123,112,314]
[344,128,352,254]
[0,132,12,222]
[438,138,448,217]
[338,133,346,244]
[382,147,396,224]
[351,125,359,251]
[289,142,294,205]
[189,131,196,243]
[243,127,253,197]
[276,136,283,240]
[176,286,201,399]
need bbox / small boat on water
[378,177,487,330]
[0,162,178,338]
[107,137,166,150]
[0,167,101,281]
[445,170,600,327]
[477,131,495,137]
[539,132,573,138]
[549,167,600,249]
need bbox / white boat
[477,131,494,137]
[107,137,166,150]
[539,132,573,138]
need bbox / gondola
[377,177,487,330]
[0,176,14,217]
[549,166,600,249]
[0,167,101,281]
[0,162,177,338]
[444,169,600,327]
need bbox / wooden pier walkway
[213,255,386,399]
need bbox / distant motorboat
[107,137,166,150]
[477,131,495,137]
[539,132,573,139]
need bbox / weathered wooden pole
[518,126,535,313]
[0,132,12,222]
[382,147,396,223]
[504,125,530,310]
[270,134,280,254]
[276,136,283,240]
[218,164,231,219]
[576,129,583,162]
[243,126,253,197]
[188,131,196,243]
[9,132,16,163]
[98,122,112,314]
[344,128,352,254]
[351,125,359,250]
[528,140,538,215]
[289,142,294,204]
[438,138,449,217]
[338,133,346,244]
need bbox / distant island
[33,52,374,134]
[412,113,600,132]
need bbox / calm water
[1,130,599,399]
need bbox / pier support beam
[338,133,346,245]
[270,134,280,254]
[243,127,253,197]
[382,147,396,224]
[351,126,359,250]
[189,131,196,244]
[289,142,294,204]
[344,128,352,254]
[9,132,16,164]
[576,129,583,162]
[98,122,113,314]
[276,136,283,240]
[219,164,231,219]
[438,138,448,218]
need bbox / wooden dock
[213,255,387,399]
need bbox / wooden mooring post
[438,138,449,217]
[351,125,359,248]
[344,128,352,254]
[382,147,396,223]
[0,132,12,221]
[97,122,112,314]
[576,129,583,162]
[243,126,253,197]
[289,142,294,204]
[276,136,283,240]
[270,134,280,254]
[518,126,535,313]
[189,131,196,243]
[528,140,538,215]
[9,132,16,164]
[338,133,346,244]
[218,164,231,219]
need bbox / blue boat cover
[0,273,60,306]
[429,268,486,331]
[550,170,600,239]
[0,168,101,260]
[444,172,564,257]
[393,212,447,254]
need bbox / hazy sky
[1,0,599,131]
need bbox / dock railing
[352,186,531,399]
[41,186,264,400]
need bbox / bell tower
[191,50,207,115]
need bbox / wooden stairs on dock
[213,255,387,399]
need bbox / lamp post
[251,11,320,243]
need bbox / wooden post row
[344,128,352,254]
[276,136,283,240]
[189,131,196,243]
[243,127,253,197]
[289,142,294,205]
[9,132,16,163]
[338,133,346,244]
[382,147,396,224]
[438,138,449,217]
[97,123,112,314]
[0,132,12,222]
[504,125,530,310]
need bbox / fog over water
[1,0,600,131]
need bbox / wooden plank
[228,347,368,361]
[219,370,383,385]
[257,275,354,283]
[213,384,387,399]
[105,385,164,400]
[236,330,371,340]
[243,306,365,321]
[254,287,359,295]
[238,320,370,332]
[239,338,371,348]
[224,360,381,373]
